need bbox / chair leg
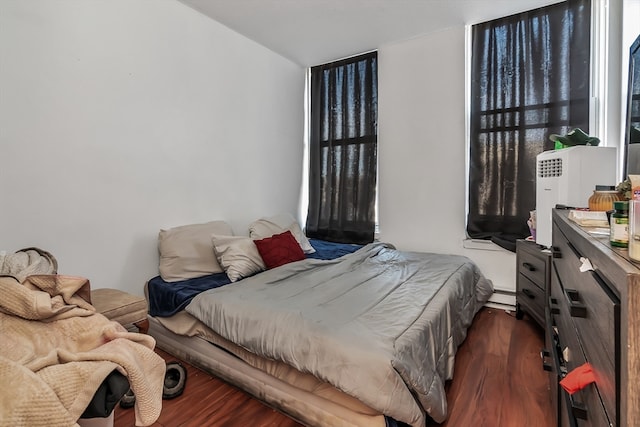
[134,318,149,334]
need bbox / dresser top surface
[553,209,640,295]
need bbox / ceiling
[178,0,561,67]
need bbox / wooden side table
[90,288,149,334]
[515,239,550,328]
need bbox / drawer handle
[564,289,587,318]
[551,246,562,258]
[549,297,560,315]
[522,288,536,299]
[540,349,553,372]
[522,262,536,271]
[569,394,588,420]
[567,241,581,258]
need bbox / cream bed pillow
[158,221,233,282]
[249,213,315,254]
[211,235,266,282]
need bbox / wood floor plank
[436,308,509,426]
[500,309,554,427]
[427,308,553,427]
[115,308,554,427]
[114,352,300,427]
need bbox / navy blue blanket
[306,238,363,260]
[148,238,362,317]
[147,272,231,317]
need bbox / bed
[145,217,493,427]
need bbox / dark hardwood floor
[434,308,553,427]
[114,308,554,427]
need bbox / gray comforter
[186,242,493,426]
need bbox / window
[305,52,378,244]
[467,0,591,245]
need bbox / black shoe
[163,361,187,400]
[119,388,135,409]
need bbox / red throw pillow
[254,230,306,269]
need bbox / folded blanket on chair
[0,247,57,282]
[0,275,165,427]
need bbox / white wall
[377,28,516,298]
[378,28,468,254]
[377,2,631,300]
[0,0,304,294]
[622,0,640,152]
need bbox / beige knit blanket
[0,275,165,427]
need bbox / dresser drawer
[561,387,612,427]
[517,273,545,324]
[552,286,586,427]
[568,270,617,423]
[550,272,585,373]
[545,307,561,425]
[551,234,618,423]
[551,275,613,427]
[517,244,548,288]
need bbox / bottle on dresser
[628,175,640,260]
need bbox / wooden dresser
[544,209,640,426]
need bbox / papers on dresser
[567,210,609,227]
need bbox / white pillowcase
[158,221,233,282]
[211,234,266,282]
[249,213,315,254]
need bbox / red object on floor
[559,362,596,394]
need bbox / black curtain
[467,0,591,242]
[306,52,378,244]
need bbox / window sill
[462,238,507,251]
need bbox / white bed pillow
[249,213,315,254]
[158,221,233,282]
[211,234,266,282]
